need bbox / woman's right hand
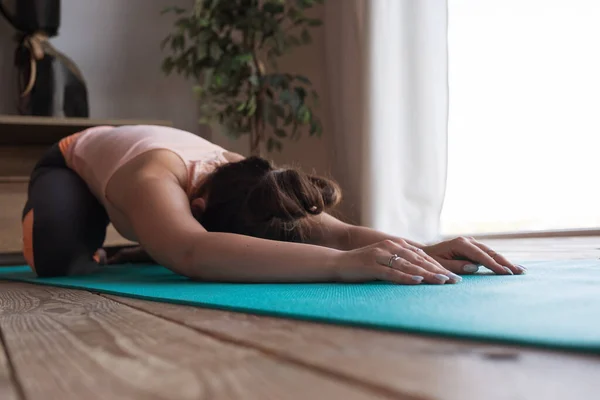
[334,240,463,285]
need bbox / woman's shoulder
[107,149,189,202]
[129,149,190,184]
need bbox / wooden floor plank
[108,295,600,400]
[0,282,399,400]
[485,237,600,260]
[0,328,20,400]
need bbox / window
[442,0,600,235]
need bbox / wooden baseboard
[448,228,600,240]
[0,252,25,266]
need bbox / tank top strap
[184,157,227,199]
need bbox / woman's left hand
[422,237,526,275]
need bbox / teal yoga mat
[1,260,600,353]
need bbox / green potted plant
[161,0,325,156]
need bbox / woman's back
[61,125,229,204]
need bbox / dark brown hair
[193,157,341,242]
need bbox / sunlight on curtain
[365,0,448,242]
[442,0,600,235]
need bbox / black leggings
[22,143,109,277]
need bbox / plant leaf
[160,35,171,50]
[171,34,185,51]
[297,105,311,123]
[279,89,292,105]
[295,75,311,84]
[262,101,277,129]
[275,128,287,138]
[267,137,283,152]
[289,90,301,111]
[263,2,285,14]
[192,85,204,96]
[162,57,176,75]
[284,112,294,126]
[294,86,307,103]
[235,53,253,63]
[268,105,278,127]
[266,74,287,89]
[247,96,257,116]
[274,104,285,118]
[301,29,312,44]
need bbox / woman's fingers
[469,240,526,275]
[396,248,462,283]
[380,240,459,281]
[451,238,512,275]
[408,245,445,269]
[371,264,425,285]
[438,259,481,275]
[374,248,457,284]
[393,258,457,284]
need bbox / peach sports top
[58,125,229,205]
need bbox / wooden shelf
[0,115,172,146]
[0,176,29,183]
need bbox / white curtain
[325,0,448,243]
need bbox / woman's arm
[308,213,424,250]
[107,212,420,266]
[120,173,347,282]
[309,213,524,275]
[113,170,462,284]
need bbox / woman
[22,125,525,283]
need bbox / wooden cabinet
[0,180,27,253]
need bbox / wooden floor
[1,237,599,400]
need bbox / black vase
[0,0,60,35]
[0,0,89,118]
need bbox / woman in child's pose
[22,125,525,282]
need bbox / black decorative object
[0,0,89,117]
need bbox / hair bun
[274,169,323,218]
[256,169,341,221]
[308,175,341,209]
